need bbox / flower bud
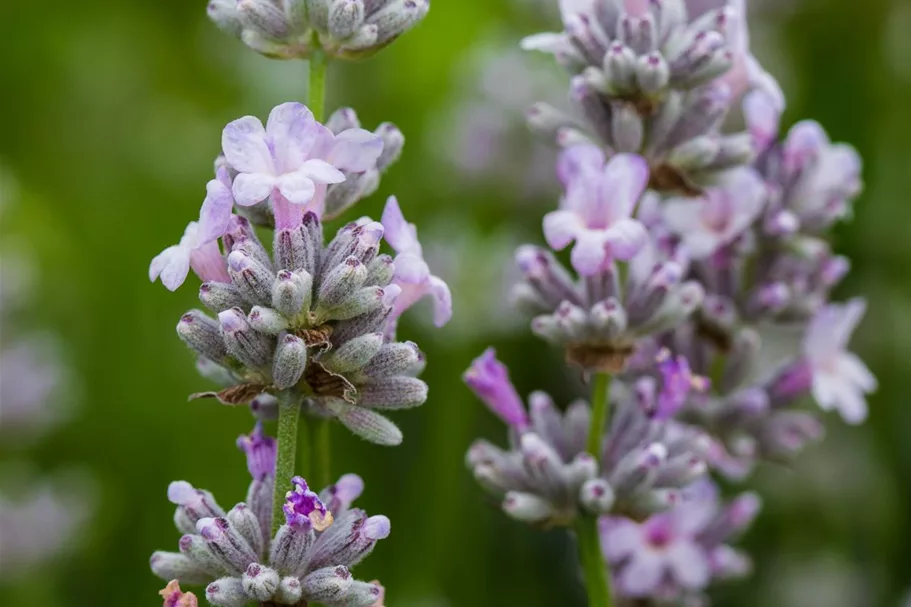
[367,0,430,45]
[503,491,553,524]
[177,310,227,362]
[205,577,248,607]
[580,479,615,514]
[318,257,369,309]
[226,503,264,559]
[219,308,274,370]
[326,107,361,133]
[611,102,644,153]
[178,534,225,576]
[359,341,421,378]
[150,551,211,585]
[274,576,303,604]
[329,0,365,39]
[199,282,248,313]
[236,0,290,39]
[272,269,313,319]
[321,333,384,373]
[241,563,280,601]
[330,402,402,446]
[357,377,428,410]
[272,334,308,389]
[603,43,637,93]
[169,481,225,533]
[197,517,258,575]
[247,306,289,335]
[300,566,353,603]
[375,122,404,171]
[269,524,315,575]
[326,286,386,320]
[306,0,331,30]
[228,250,274,306]
[635,52,670,93]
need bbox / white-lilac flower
[380,196,452,332]
[803,299,876,424]
[601,480,759,599]
[463,348,530,429]
[222,102,382,227]
[196,166,235,244]
[662,167,766,259]
[149,222,230,291]
[543,146,649,276]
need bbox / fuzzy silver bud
[272,334,308,389]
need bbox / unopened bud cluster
[152,427,387,606]
[208,0,430,60]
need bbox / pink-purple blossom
[380,196,453,330]
[283,476,333,531]
[662,168,766,259]
[803,299,876,424]
[149,222,230,291]
[463,348,530,429]
[543,146,649,276]
[222,102,383,226]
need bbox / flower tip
[364,515,391,540]
[167,481,196,505]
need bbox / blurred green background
[1,0,910,605]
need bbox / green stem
[308,48,328,121]
[314,418,333,488]
[587,373,612,456]
[272,391,300,536]
[577,372,614,607]
[297,413,312,482]
[574,516,614,607]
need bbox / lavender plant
[148,2,442,604]
[465,0,873,605]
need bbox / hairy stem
[575,516,613,607]
[272,390,300,536]
[587,373,612,456]
[308,48,328,122]
[576,372,614,607]
[314,417,333,488]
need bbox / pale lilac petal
[837,352,877,392]
[297,159,346,184]
[723,168,767,235]
[198,174,235,244]
[623,0,650,16]
[520,32,569,53]
[666,541,711,589]
[833,385,868,424]
[682,231,723,259]
[604,218,648,261]
[810,373,840,413]
[158,248,192,292]
[265,102,322,171]
[429,275,452,327]
[394,253,430,284]
[662,198,704,235]
[232,172,275,207]
[559,0,591,20]
[784,120,830,174]
[601,153,649,220]
[277,172,317,206]
[743,89,781,150]
[620,551,665,597]
[557,144,605,187]
[830,298,866,352]
[745,54,786,111]
[381,196,420,255]
[328,129,384,172]
[602,519,643,562]
[542,210,583,250]
[222,116,273,174]
[570,229,609,276]
[149,246,178,282]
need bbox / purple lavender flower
[463,348,530,429]
[543,146,649,276]
[149,222,230,291]
[236,424,276,481]
[650,349,709,420]
[284,476,333,531]
[602,480,759,599]
[222,102,382,227]
[802,299,876,424]
[381,196,452,332]
[662,168,767,259]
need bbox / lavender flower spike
[543,146,649,276]
[222,102,382,225]
[464,348,530,429]
[381,196,453,331]
[803,299,877,424]
[149,222,230,291]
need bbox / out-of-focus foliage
[0,0,908,605]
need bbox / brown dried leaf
[189,383,268,405]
